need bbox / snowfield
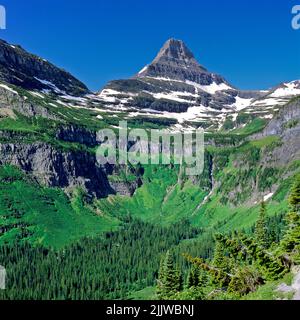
[270,81,300,98]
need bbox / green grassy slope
[97,165,208,225]
[0,165,119,248]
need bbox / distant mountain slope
[0,39,89,96]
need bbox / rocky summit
[136,38,213,83]
[97,39,300,131]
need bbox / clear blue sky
[0,0,299,91]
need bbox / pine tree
[187,266,200,288]
[212,240,226,269]
[156,251,182,299]
[255,201,269,248]
[280,175,300,260]
[156,258,165,298]
[201,269,209,285]
[174,267,184,292]
[289,174,300,213]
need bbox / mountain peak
[153,38,196,63]
[136,38,210,81]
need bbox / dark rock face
[0,39,89,96]
[130,94,190,113]
[109,181,140,197]
[56,125,98,147]
[136,38,226,86]
[0,137,143,197]
[0,142,114,197]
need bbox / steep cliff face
[251,98,300,166]
[252,98,300,137]
[207,99,300,206]
[0,142,115,197]
[55,125,98,147]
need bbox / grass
[243,272,294,300]
[127,287,156,300]
[0,165,119,248]
[97,165,208,225]
[249,136,280,148]
[231,118,267,135]
[191,194,288,233]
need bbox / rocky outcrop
[252,98,300,137]
[0,39,89,96]
[251,98,300,166]
[0,86,58,119]
[56,125,98,147]
[0,139,144,198]
[109,180,141,197]
[0,142,115,197]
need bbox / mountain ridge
[0,39,89,96]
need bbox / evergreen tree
[255,201,269,248]
[280,175,300,261]
[156,258,165,298]
[212,239,227,270]
[187,266,200,288]
[198,270,209,288]
[289,174,300,212]
[174,267,184,292]
[156,251,182,299]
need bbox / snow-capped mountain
[97,39,300,130]
[0,37,299,132]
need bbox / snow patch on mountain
[0,83,19,95]
[270,81,300,98]
[229,97,254,111]
[186,80,233,94]
[138,66,148,74]
[35,77,66,95]
[29,91,45,99]
[251,97,288,107]
[264,193,274,202]
[151,91,196,103]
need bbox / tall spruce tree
[187,266,200,288]
[255,201,269,248]
[212,240,227,269]
[156,251,181,299]
[280,175,300,260]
